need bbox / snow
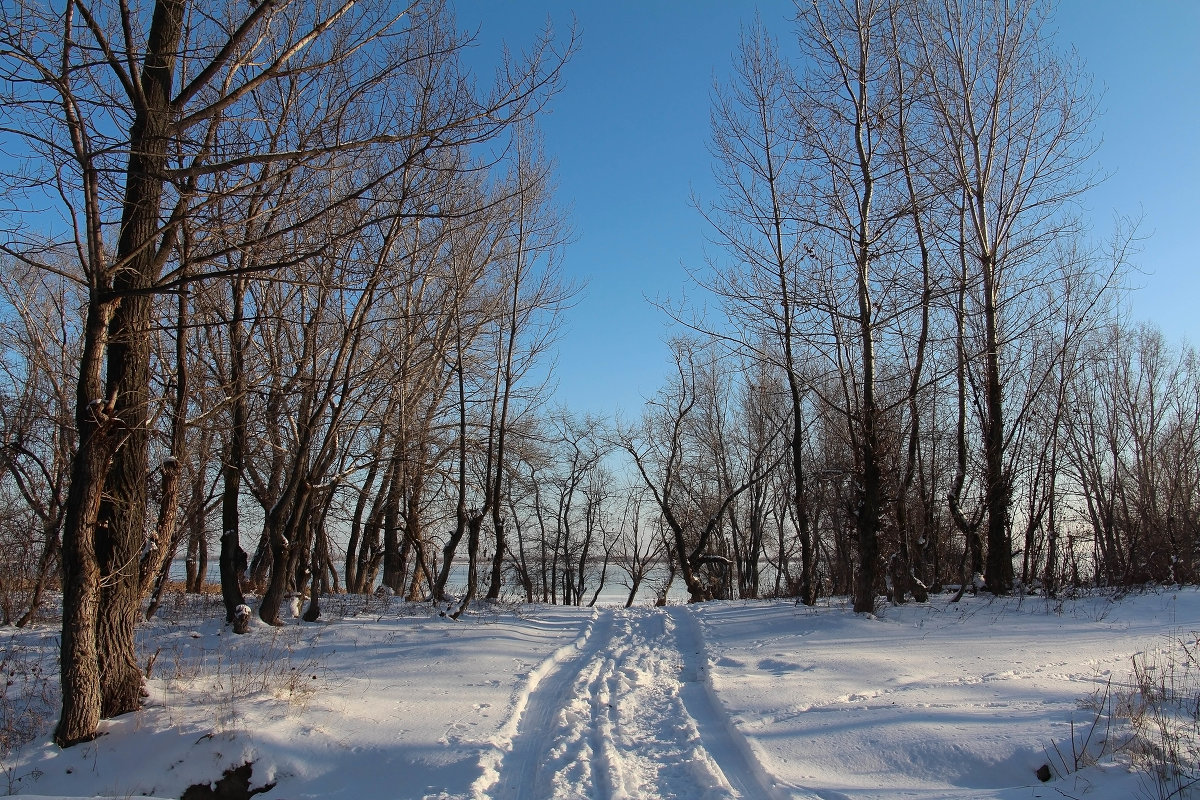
[2,589,1196,799]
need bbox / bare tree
[700,17,817,604]
[699,2,945,611]
[1064,321,1200,587]
[790,0,918,612]
[482,124,573,601]
[0,264,79,626]
[611,487,667,607]
[620,340,772,602]
[913,0,1098,594]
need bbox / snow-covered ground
[2,589,1197,799]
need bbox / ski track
[485,606,795,800]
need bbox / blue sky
[458,0,1200,420]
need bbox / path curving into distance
[483,606,802,800]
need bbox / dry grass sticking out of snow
[1046,630,1200,800]
[1,629,57,790]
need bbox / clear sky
[457,0,1200,420]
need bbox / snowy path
[485,606,791,800]
[6,593,1186,800]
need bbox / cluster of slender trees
[643,0,1199,612]
[657,0,1172,612]
[0,0,1197,753]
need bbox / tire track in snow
[483,606,799,800]
[667,607,801,800]
[483,607,617,800]
[597,608,736,800]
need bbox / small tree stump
[232,604,251,635]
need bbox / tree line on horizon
[0,0,1196,749]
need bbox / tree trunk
[404,471,430,601]
[450,512,485,619]
[140,285,190,606]
[345,459,381,594]
[381,447,405,592]
[54,299,113,747]
[851,61,880,615]
[981,254,1012,594]
[220,277,249,623]
[95,290,153,718]
[90,0,188,724]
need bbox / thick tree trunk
[854,427,882,614]
[449,512,485,618]
[674,526,704,603]
[381,447,405,592]
[486,516,506,601]
[55,299,113,747]
[184,465,208,593]
[85,0,188,727]
[258,513,293,627]
[96,288,154,717]
[851,90,880,614]
[433,519,466,603]
[1044,498,1060,597]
